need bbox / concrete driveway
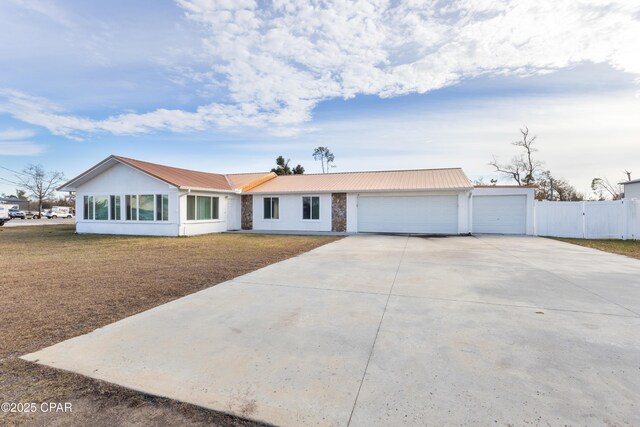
[23,235,640,426]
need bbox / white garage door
[358,195,458,234]
[472,195,526,234]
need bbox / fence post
[581,201,586,238]
[622,199,627,240]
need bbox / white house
[622,179,640,200]
[58,155,535,236]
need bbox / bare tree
[312,146,335,173]
[624,170,632,181]
[17,164,65,215]
[591,177,623,200]
[489,127,543,185]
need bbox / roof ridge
[224,171,271,176]
[113,155,226,177]
[270,167,464,177]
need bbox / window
[156,194,169,221]
[110,195,121,220]
[263,197,279,219]
[126,195,137,221]
[138,195,154,221]
[187,195,196,220]
[302,196,320,220]
[83,196,94,220]
[187,195,219,221]
[197,196,211,220]
[95,196,108,220]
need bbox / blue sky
[0,0,639,196]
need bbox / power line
[0,176,22,186]
[0,165,25,176]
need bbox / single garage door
[472,195,526,234]
[358,195,458,234]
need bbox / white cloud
[0,125,45,155]
[0,0,639,137]
[0,141,46,156]
[0,128,35,140]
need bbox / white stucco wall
[252,193,332,232]
[471,186,536,235]
[226,195,241,231]
[624,182,640,200]
[75,163,180,236]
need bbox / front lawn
[0,225,339,426]
[551,237,640,260]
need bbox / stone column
[241,195,253,230]
[331,193,347,232]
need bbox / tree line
[487,127,629,201]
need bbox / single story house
[58,155,535,236]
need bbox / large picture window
[302,196,320,220]
[138,195,154,221]
[95,196,108,220]
[263,197,279,219]
[186,195,219,221]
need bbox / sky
[0,0,639,197]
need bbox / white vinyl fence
[535,199,640,240]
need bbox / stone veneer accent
[331,193,347,232]
[241,195,253,230]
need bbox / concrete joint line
[389,293,640,319]
[346,236,410,426]
[233,280,389,296]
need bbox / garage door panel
[358,195,458,234]
[472,195,526,234]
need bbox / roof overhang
[246,187,473,195]
[179,187,238,194]
[620,179,640,185]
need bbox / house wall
[252,193,332,232]
[624,182,640,200]
[75,163,180,236]
[471,187,535,235]
[226,195,241,231]
[178,190,233,236]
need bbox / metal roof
[247,168,472,194]
[58,155,274,192]
[59,156,472,194]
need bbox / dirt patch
[0,225,338,426]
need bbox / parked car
[45,207,74,219]
[26,211,42,219]
[9,209,26,219]
[0,204,13,226]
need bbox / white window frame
[301,195,321,221]
[186,194,221,222]
[263,196,280,221]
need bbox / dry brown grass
[0,225,339,426]
[551,237,640,260]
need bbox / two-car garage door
[358,195,458,234]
